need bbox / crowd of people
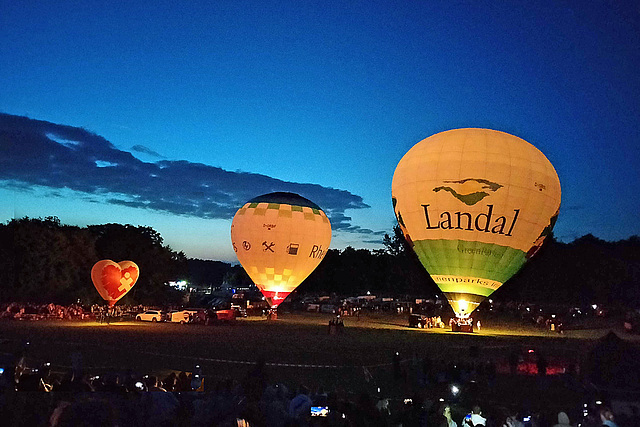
[0,302,636,425]
[0,302,155,321]
[0,345,634,426]
[0,302,94,321]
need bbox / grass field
[0,312,633,396]
[1,311,638,427]
[1,311,638,421]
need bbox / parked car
[204,308,237,324]
[231,304,247,318]
[409,313,428,328]
[136,310,163,322]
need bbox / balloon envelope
[392,129,561,316]
[91,260,139,307]
[231,192,332,307]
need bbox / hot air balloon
[91,260,139,307]
[231,192,332,317]
[392,128,560,320]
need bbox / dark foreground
[0,313,638,426]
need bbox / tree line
[0,217,186,305]
[1,218,639,308]
[301,226,640,309]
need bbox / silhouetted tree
[0,218,187,305]
[88,223,188,305]
[2,217,639,309]
[0,217,97,303]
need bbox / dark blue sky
[1,1,638,261]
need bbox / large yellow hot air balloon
[231,192,332,311]
[392,129,561,318]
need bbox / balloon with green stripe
[392,129,561,317]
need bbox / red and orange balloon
[91,260,139,307]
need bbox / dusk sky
[1,1,639,263]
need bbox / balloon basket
[451,316,474,333]
[451,323,474,333]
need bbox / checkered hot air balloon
[231,192,332,310]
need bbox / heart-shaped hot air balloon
[91,260,140,307]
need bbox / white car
[136,310,163,322]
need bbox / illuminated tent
[392,129,561,317]
[231,192,332,308]
[91,260,139,307]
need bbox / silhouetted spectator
[599,407,619,427]
[288,385,312,422]
[552,411,572,427]
[176,371,191,391]
[536,353,548,377]
[163,372,177,392]
[50,398,116,427]
[509,349,520,375]
[440,403,458,427]
[462,405,486,427]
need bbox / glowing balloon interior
[392,129,561,317]
[231,192,332,308]
[91,260,140,307]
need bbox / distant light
[528,349,535,353]
[552,314,556,318]
[450,385,459,395]
[488,299,493,304]
[595,400,602,405]
[168,280,188,291]
[526,307,531,312]
[592,304,598,310]
[439,398,445,402]
[367,291,371,295]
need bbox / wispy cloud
[0,113,375,233]
[130,144,166,159]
